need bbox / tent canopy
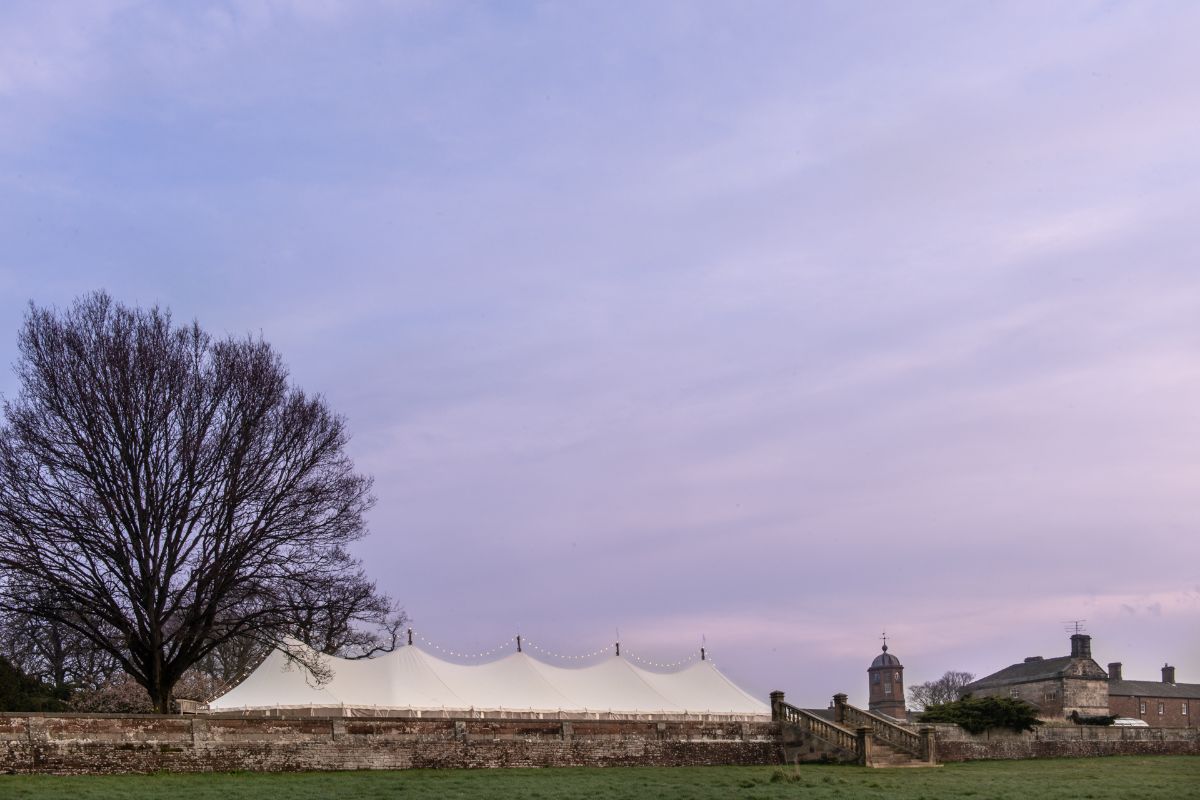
[208,642,769,718]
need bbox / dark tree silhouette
[0,653,66,712]
[283,562,406,659]
[0,292,390,712]
[0,604,122,694]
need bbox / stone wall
[1061,676,1113,717]
[7,712,1200,774]
[0,713,782,775]
[968,676,1111,720]
[930,723,1200,762]
[970,677,1064,716]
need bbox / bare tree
[908,670,976,709]
[0,605,122,694]
[284,562,407,659]
[0,292,390,712]
[178,566,407,701]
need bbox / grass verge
[1,755,1197,799]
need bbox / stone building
[961,634,1109,718]
[963,633,1200,726]
[867,641,906,719]
[1107,662,1198,727]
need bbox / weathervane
[880,630,889,652]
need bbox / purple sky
[2,1,1199,708]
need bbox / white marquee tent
[207,642,770,719]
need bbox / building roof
[1108,680,1200,699]
[963,656,1084,691]
[870,644,901,668]
[871,652,900,668]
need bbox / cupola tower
[868,636,906,719]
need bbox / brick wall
[1109,695,1195,728]
[929,723,1200,761]
[0,713,783,775]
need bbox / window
[872,673,880,684]
[1010,688,1020,698]
[1045,690,1057,701]
[884,683,892,695]
[1183,703,1188,716]
[1139,702,1146,715]
[1158,703,1165,715]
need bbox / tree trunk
[49,626,68,695]
[146,645,175,714]
[150,673,175,714]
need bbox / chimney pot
[1162,664,1176,684]
[1108,662,1123,681]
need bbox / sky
[1,0,1199,709]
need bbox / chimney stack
[1070,634,1092,659]
[1162,664,1176,684]
[1108,662,1122,681]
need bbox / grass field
[2,756,1197,799]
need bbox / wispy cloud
[1,0,1199,701]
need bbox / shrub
[0,655,67,712]
[1070,710,1117,726]
[67,673,156,714]
[918,695,1041,733]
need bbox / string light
[412,631,517,661]
[624,649,701,670]
[207,633,716,702]
[412,633,707,670]
[522,639,613,662]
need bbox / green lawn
[2,757,1197,799]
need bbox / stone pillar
[769,691,786,721]
[855,726,872,767]
[919,726,936,763]
[833,693,848,724]
[191,717,209,746]
[26,717,49,743]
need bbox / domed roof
[870,644,901,668]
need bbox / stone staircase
[866,738,936,768]
[770,691,940,768]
